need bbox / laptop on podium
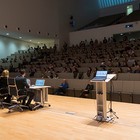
[92,70,108,81]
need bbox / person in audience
[29,69,36,77]
[0,69,11,103]
[86,67,92,78]
[80,81,94,98]
[90,39,94,46]
[72,66,79,79]
[15,69,35,109]
[62,67,68,72]
[126,67,133,73]
[47,72,54,79]
[133,65,140,73]
[54,79,69,95]
[53,73,59,79]
[103,37,107,44]
[118,67,123,73]
[108,68,114,74]
[78,72,84,79]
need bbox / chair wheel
[20,109,24,112]
[1,106,4,109]
[32,108,35,111]
[48,104,51,107]
[8,110,12,113]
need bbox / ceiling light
[6,33,9,35]
[4,25,8,28]
[17,27,20,31]
[29,40,32,42]
[19,37,22,39]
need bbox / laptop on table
[35,79,45,86]
[92,70,108,81]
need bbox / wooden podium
[90,74,116,122]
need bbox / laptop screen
[35,79,45,86]
[96,71,108,77]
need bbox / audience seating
[117,10,140,24]
[79,13,125,30]
[1,33,140,105]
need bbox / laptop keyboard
[92,77,106,81]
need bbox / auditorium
[0,0,140,140]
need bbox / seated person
[15,69,35,108]
[80,81,94,98]
[0,69,11,103]
[54,79,69,95]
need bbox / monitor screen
[96,71,108,77]
[35,79,45,86]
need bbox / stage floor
[0,95,140,140]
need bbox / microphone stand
[107,79,119,120]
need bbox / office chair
[8,78,29,112]
[0,77,11,108]
[0,88,11,109]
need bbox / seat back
[0,77,8,91]
[0,77,9,102]
[8,78,18,97]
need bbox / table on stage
[30,86,51,108]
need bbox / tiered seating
[1,38,140,103]
[79,13,125,30]
[78,10,140,30]
[1,38,140,81]
[117,10,140,24]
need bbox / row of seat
[9,72,140,81]
[28,78,140,104]
[8,72,140,83]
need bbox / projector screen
[98,0,134,9]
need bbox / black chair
[0,88,11,109]
[0,77,11,108]
[8,78,29,112]
[79,84,95,98]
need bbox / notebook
[35,79,45,86]
[92,71,108,81]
